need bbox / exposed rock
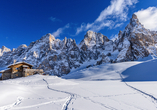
[116,14,156,62]
[96,60,102,65]
[0,46,11,56]
[86,65,92,68]
[106,53,111,56]
[0,14,157,76]
[102,56,110,63]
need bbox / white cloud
[75,21,113,36]
[75,0,138,35]
[76,23,86,35]
[52,24,70,37]
[114,23,124,28]
[96,0,138,22]
[135,7,157,31]
[89,20,114,32]
[50,16,61,22]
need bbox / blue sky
[0,0,157,49]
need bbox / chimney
[14,60,16,64]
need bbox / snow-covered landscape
[1,58,157,110]
[1,0,157,109]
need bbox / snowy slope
[62,61,141,81]
[1,59,157,110]
[122,59,157,81]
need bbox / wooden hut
[0,62,43,80]
[0,69,12,80]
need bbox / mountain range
[1,14,157,76]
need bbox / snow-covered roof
[0,68,11,73]
[22,65,29,67]
[8,62,33,68]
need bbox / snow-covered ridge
[1,14,157,76]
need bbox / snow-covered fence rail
[25,69,43,73]
[23,69,44,77]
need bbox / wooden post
[11,68,13,79]
[2,73,3,80]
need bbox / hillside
[0,14,157,76]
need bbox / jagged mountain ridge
[116,14,157,62]
[1,14,157,76]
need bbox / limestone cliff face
[0,46,11,56]
[79,30,113,62]
[1,14,157,76]
[116,14,157,62]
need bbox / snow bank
[122,59,157,81]
[62,61,141,81]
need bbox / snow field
[1,59,157,109]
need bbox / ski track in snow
[11,98,67,110]
[1,63,157,110]
[43,78,119,110]
[117,71,157,108]
[43,78,76,110]
[108,97,145,110]
[0,97,23,110]
[83,97,118,110]
[92,92,138,98]
[124,83,157,108]
[0,77,138,110]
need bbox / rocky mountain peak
[1,46,11,52]
[0,15,157,76]
[122,13,146,40]
[72,39,77,46]
[130,14,140,27]
[63,37,67,44]
[17,44,27,49]
[48,34,55,43]
[85,30,96,38]
[40,33,55,43]
[62,37,76,49]
[12,48,16,52]
[15,45,27,53]
[115,13,156,62]
[132,14,138,19]
[2,46,7,50]
[84,30,104,42]
[0,46,11,57]
[80,30,110,50]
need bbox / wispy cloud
[135,7,157,31]
[95,0,138,22]
[76,23,86,35]
[114,23,124,28]
[75,0,138,35]
[52,24,70,37]
[50,16,61,22]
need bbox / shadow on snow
[122,59,157,82]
